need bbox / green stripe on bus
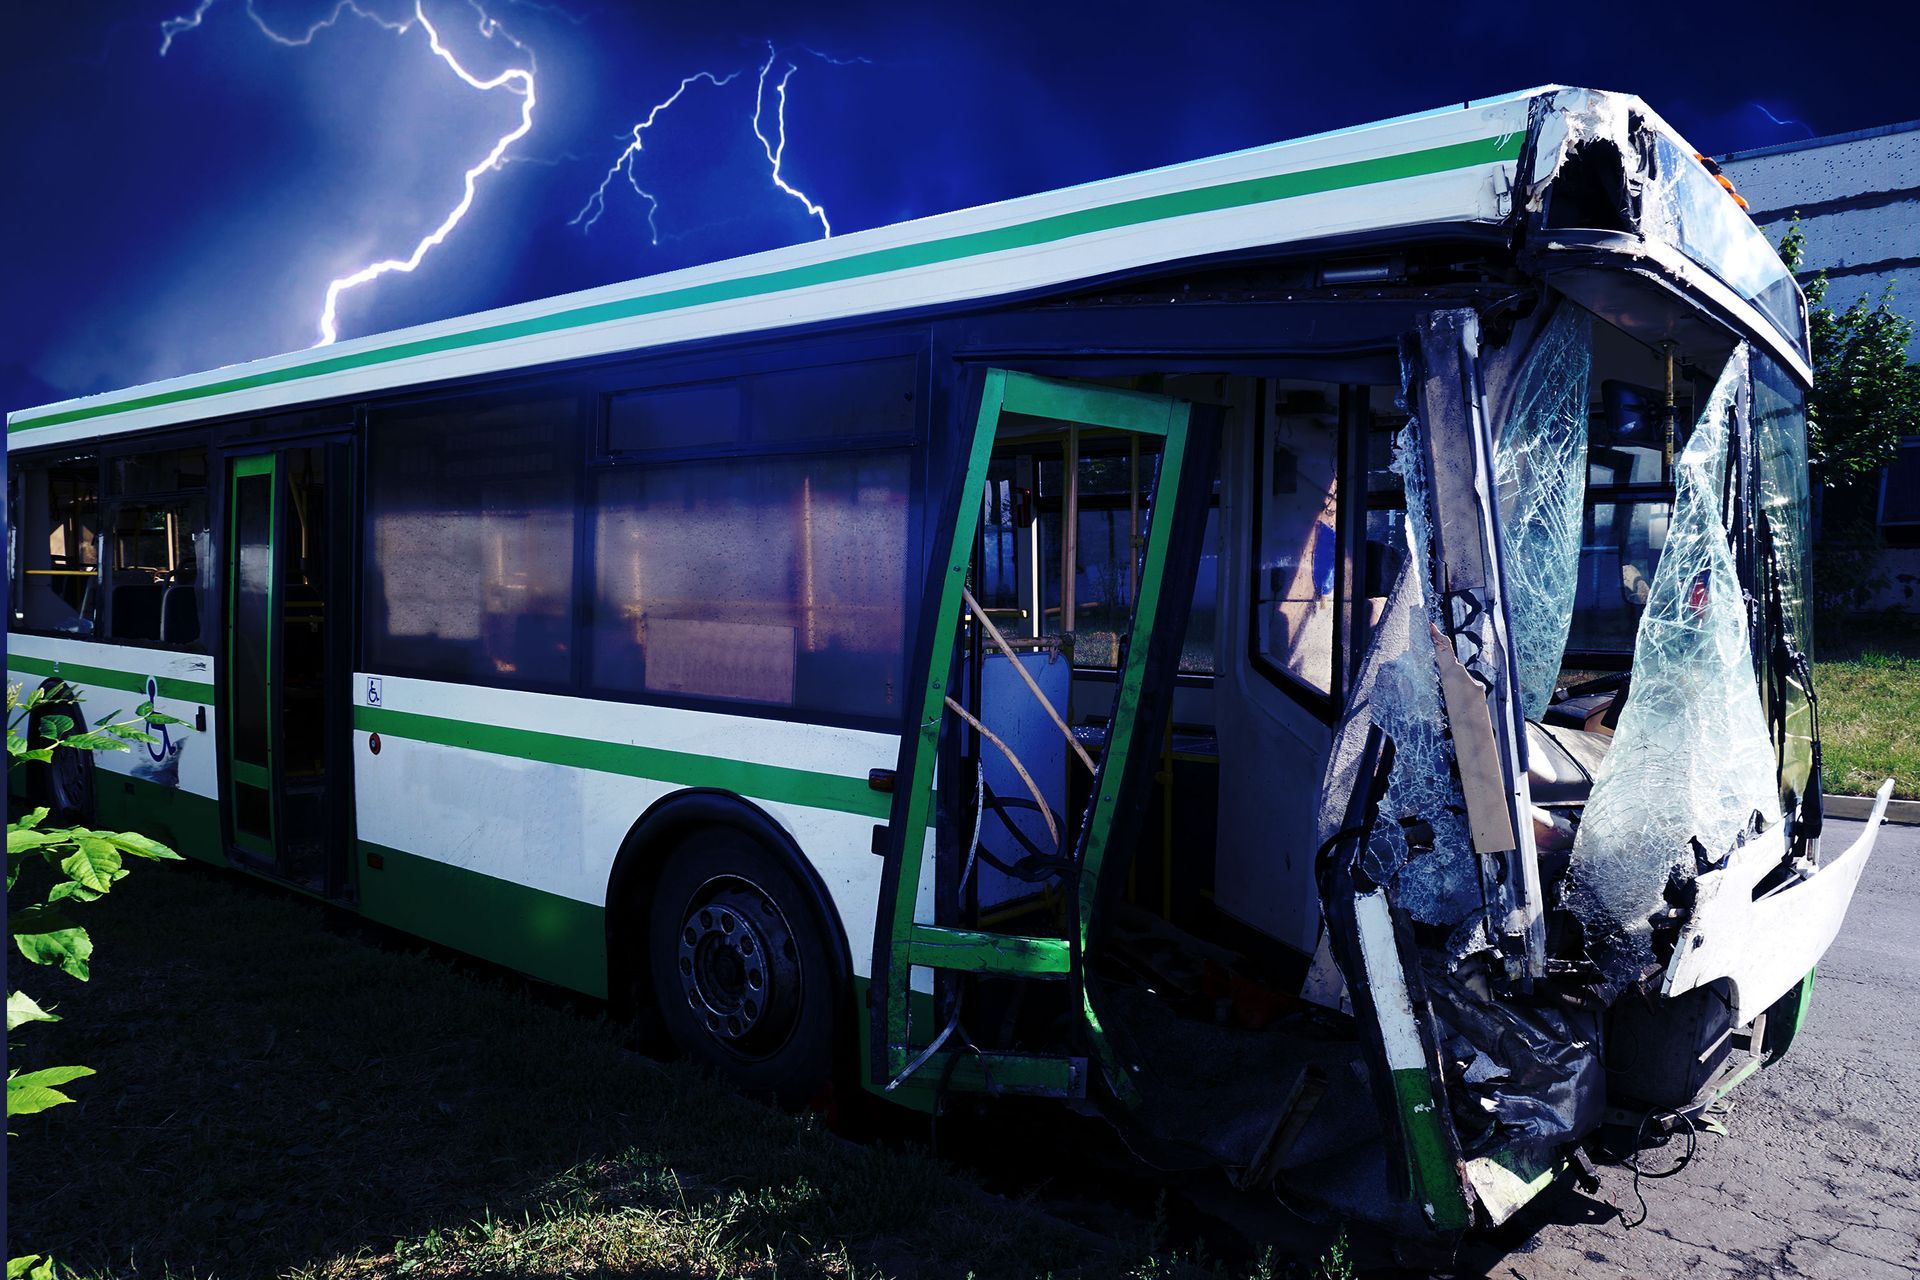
[358,840,608,998]
[354,704,891,819]
[7,653,215,704]
[1389,1065,1472,1231]
[11,132,1523,434]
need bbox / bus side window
[365,392,581,687]
[106,447,210,648]
[1252,383,1340,696]
[588,353,918,721]
[590,451,911,719]
[13,455,102,636]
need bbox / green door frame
[225,452,279,862]
[869,368,1199,1103]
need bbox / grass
[5,858,1345,1280]
[1814,613,1920,800]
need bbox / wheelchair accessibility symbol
[144,676,172,763]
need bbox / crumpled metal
[1427,966,1604,1159]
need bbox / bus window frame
[347,331,933,736]
[9,428,222,654]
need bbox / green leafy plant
[1776,220,1920,490]
[8,681,184,1277]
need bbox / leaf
[134,701,184,727]
[10,909,91,981]
[7,991,58,1032]
[9,1254,58,1280]
[100,723,158,745]
[47,881,103,904]
[35,714,73,740]
[56,732,129,753]
[8,904,79,935]
[7,1065,95,1117]
[97,832,181,859]
[99,830,181,861]
[7,828,64,855]
[61,838,123,893]
[15,807,48,830]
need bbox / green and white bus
[7,86,1894,1235]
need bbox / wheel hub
[674,880,802,1055]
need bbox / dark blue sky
[4,0,1916,417]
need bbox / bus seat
[111,582,166,641]
[160,584,200,645]
[1525,719,1610,806]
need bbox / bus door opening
[871,369,1219,1104]
[222,442,355,899]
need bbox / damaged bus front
[868,86,1894,1238]
[1310,89,1896,1230]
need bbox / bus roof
[8,85,1796,447]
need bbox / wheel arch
[603,788,855,1029]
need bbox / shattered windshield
[1566,346,1784,990]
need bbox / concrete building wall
[1721,122,1920,611]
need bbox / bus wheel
[647,828,836,1105]
[28,682,96,824]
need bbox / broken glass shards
[1315,415,1480,930]
[1567,346,1783,989]
[1493,304,1593,721]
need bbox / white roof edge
[10,87,1561,440]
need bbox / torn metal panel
[1567,345,1783,991]
[1426,964,1602,1167]
[1409,309,1546,976]
[1313,476,1478,931]
[1663,781,1891,1022]
[1487,303,1593,721]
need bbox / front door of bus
[870,370,1217,1104]
[223,444,354,898]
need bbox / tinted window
[591,451,910,719]
[745,357,917,444]
[13,456,101,635]
[107,496,209,645]
[366,393,580,685]
[114,448,207,494]
[1253,383,1339,695]
[607,381,741,454]
[604,356,917,456]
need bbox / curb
[1827,793,1919,826]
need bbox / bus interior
[905,282,1823,1228]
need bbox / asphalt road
[1460,815,1920,1279]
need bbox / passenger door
[221,442,355,898]
[869,369,1218,1104]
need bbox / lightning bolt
[570,70,740,240]
[159,0,537,347]
[575,43,844,246]
[752,43,830,237]
[1751,103,1816,139]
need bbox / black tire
[647,826,839,1105]
[27,682,95,824]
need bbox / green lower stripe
[12,133,1521,434]
[1390,1066,1471,1231]
[359,840,607,998]
[91,774,225,869]
[355,704,889,819]
[9,653,216,705]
